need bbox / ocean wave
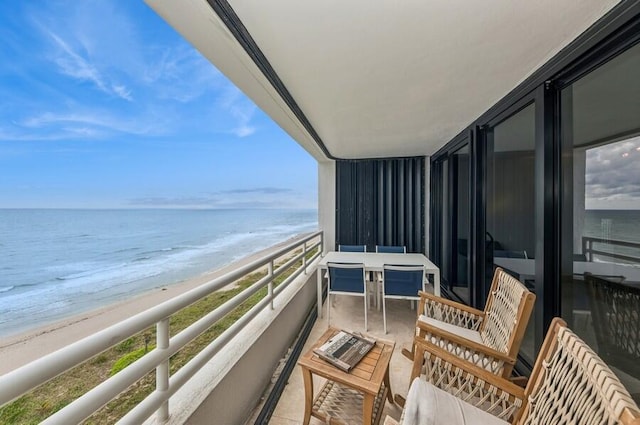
[0,209,319,336]
[111,246,142,254]
[133,256,152,262]
[138,246,192,257]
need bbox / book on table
[313,330,376,372]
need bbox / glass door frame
[430,131,474,303]
[476,92,551,367]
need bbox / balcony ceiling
[146,0,620,161]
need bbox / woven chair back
[586,273,640,377]
[519,319,640,425]
[480,268,533,355]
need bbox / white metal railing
[0,230,323,424]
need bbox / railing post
[268,260,274,310]
[303,243,308,273]
[156,318,170,422]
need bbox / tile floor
[268,294,422,424]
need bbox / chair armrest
[418,291,484,330]
[510,376,528,388]
[416,320,515,375]
[412,336,526,422]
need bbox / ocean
[584,209,640,263]
[0,209,317,338]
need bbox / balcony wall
[146,268,318,425]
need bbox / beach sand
[0,236,306,376]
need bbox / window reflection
[562,41,640,398]
[451,145,470,303]
[486,103,536,363]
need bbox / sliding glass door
[450,144,471,303]
[559,41,640,396]
[485,103,537,363]
[431,139,471,303]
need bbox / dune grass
[0,248,316,425]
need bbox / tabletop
[298,327,395,395]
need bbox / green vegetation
[0,247,318,425]
[110,346,155,376]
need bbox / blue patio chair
[375,245,406,253]
[327,262,368,331]
[338,244,367,252]
[373,245,407,308]
[381,264,425,333]
[336,244,376,304]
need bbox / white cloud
[127,187,308,209]
[15,110,158,139]
[45,29,132,101]
[219,86,258,137]
[585,135,640,208]
[112,85,133,101]
[5,1,264,143]
[233,125,256,138]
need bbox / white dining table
[315,251,441,318]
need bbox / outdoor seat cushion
[402,377,508,425]
[418,315,484,344]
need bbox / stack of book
[314,330,376,372]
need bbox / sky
[0,1,318,209]
[585,135,640,210]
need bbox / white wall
[318,160,336,253]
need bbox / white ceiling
[145,0,620,161]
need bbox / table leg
[384,367,394,405]
[433,270,441,297]
[317,267,323,318]
[363,393,374,425]
[302,367,313,425]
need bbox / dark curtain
[335,157,425,253]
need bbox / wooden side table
[298,327,395,425]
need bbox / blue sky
[0,1,317,209]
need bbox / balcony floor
[268,294,423,424]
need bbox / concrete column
[318,160,336,253]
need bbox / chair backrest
[518,318,640,425]
[327,262,366,293]
[382,265,424,297]
[585,273,640,377]
[338,244,367,252]
[376,245,406,253]
[479,268,535,359]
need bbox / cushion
[401,378,508,425]
[418,315,484,344]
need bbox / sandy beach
[0,236,305,376]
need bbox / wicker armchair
[385,318,640,425]
[407,267,535,379]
